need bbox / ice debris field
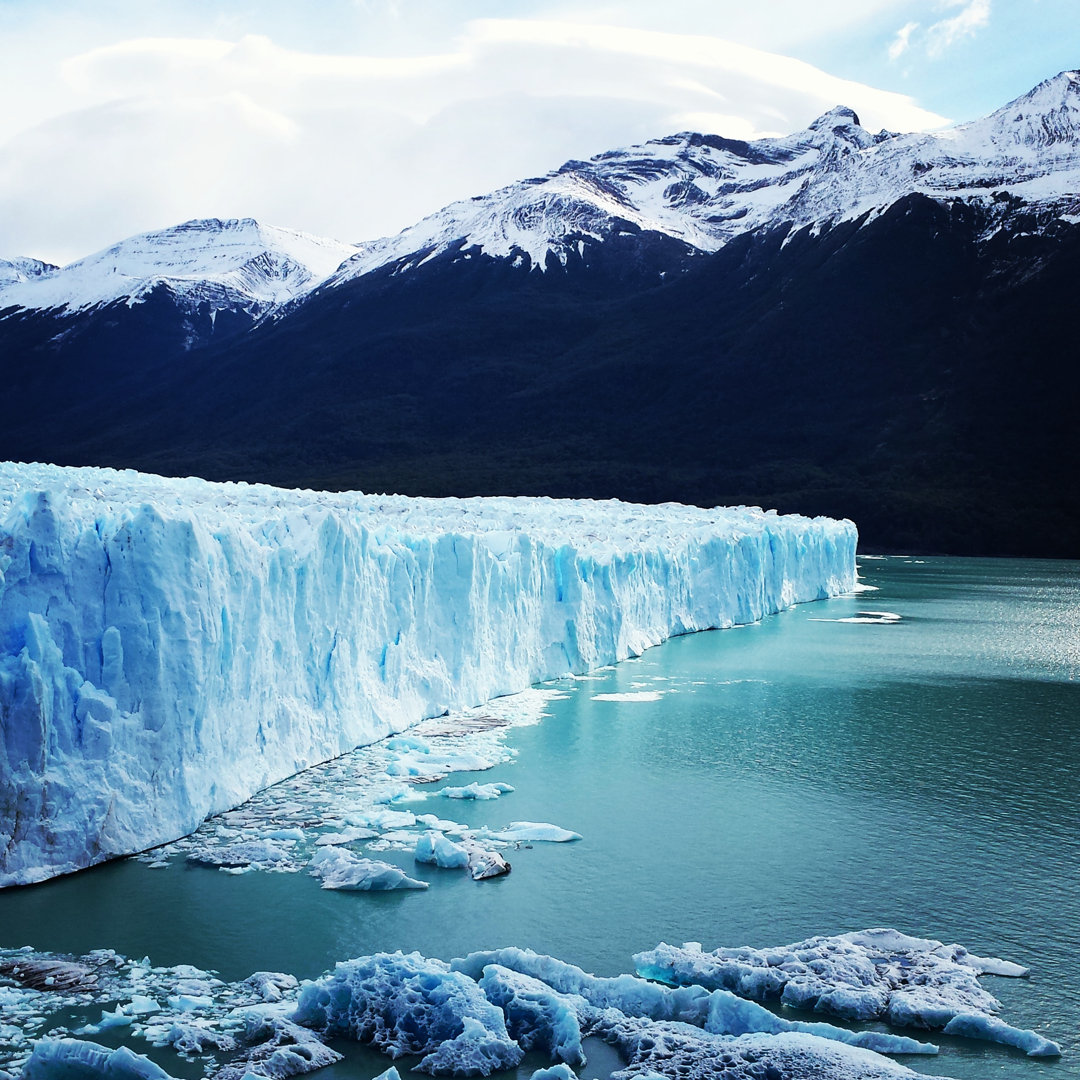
[0,929,1058,1080]
[0,462,856,888]
[147,686,579,886]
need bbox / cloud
[0,20,947,264]
[926,0,991,57]
[888,21,920,61]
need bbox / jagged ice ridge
[0,462,856,886]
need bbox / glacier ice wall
[0,462,857,886]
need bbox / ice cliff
[0,462,856,886]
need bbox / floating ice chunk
[478,966,587,1066]
[166,994,213,1012]
[591,691,664,702]
[261,829,305,842]
[241,972,300,1003]
[417,1014,526,1076]
[456,948,932,1057]
[527,1067,576,1080]
[811,610,901,624]
[386,737,431,753]
[155,1021,236,1055]
[373,784,427,805]
[291,952,523,1076]
[372,1070,402,1080]
[186,840,291,869]
[122,996,161,1016]
[467,846,511,880]
[415,831,470,869]
[595,1019,928,1080]
[483,822,582,843]
[73,1007,131,1036]
[942,1013,1061,1057]
[441,782,515,800]
[634,928,1055,1052]
[387,749,494,778]
[308,847,427,890]
[415,814,469,834]
[213,1012,344,1080]
[21,1039,177,1080]
[704,990,935,1055]
[314,828,378,846]
[352,810,417,831]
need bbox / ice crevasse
[0,462,857,886]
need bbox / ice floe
[0,929,1061,1080]
[307,847,428,891]
[441,782,515,801]
[591,691,666,702]
[414,831,471,869]
[810,611,901,624]
[133,688,576,886]
[633,928,1060,1057]
[292,953,523,1075]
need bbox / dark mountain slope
[4,194,1074,556]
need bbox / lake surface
[2,556,1077,1080]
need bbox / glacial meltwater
[1,556,1077,1080]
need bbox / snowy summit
[1,72,1078,313]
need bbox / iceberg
[20,1040,176,1080]
[306,847,428,890]
[2,937,1056,1080]
[633,928,1061,1056]
[291,952,523,1075]
[452,948,933,1057]
[414,830,471,869]
[481,822,582,843]
[440,782,515,800]
[0,462,856,886]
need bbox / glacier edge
[0,462,857,887]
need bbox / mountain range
[3,71,1079,555]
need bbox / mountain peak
[808,105,863,132]
[983,69,1080,147]
[0,256,58,289]
[0,219,359,315]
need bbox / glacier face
[0,462,856,887]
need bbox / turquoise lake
[1,556,1077,1080]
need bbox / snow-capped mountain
[0,256,58,288]
[0,217,359,316]
[1,72,1078,558]
[3,72,1077,312]
[328,70,1080,282]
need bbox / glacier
[0,461,856,887]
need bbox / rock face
[0,461,856,886]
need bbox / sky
[1,0,1077,265]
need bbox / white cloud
[926,0,991,57]
[0,20,947,264]
[888,21,920,61]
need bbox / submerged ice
[0,462,856,887]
